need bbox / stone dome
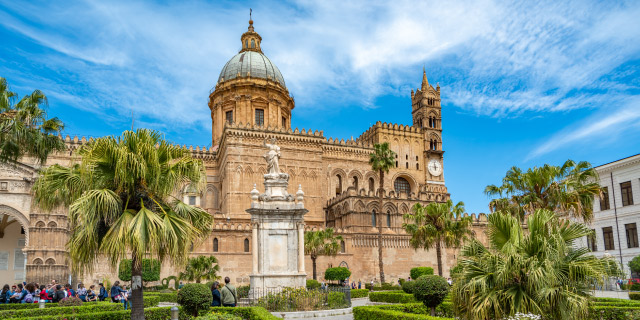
[217,51,286,88]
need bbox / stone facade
[577,153,640,276]
[0,19,489,287]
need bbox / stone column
[252,223,259,274]
[298,223,305,273]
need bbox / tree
[304,228,343,280]
[33,129,213,320]
[452,209,607,320]
[413,275,449,316]
[179,255,220,284]
[629,255,640,276]
[324,267,351,283]
[485,160,602,222]
[177,283,212,317]
[369,142,395,284]
[402,200,472,277]
[118,259,161,284]
[0,77,65,164]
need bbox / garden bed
[354,304,453,320]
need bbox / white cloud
[0,0,638,132]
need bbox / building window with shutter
[225,111,233,124]
[621,181,634,206]
[626,223,639,248]
[600,186,610,211]
[603,227,615,250]
[255,109,264,126]
[587,229,597,252]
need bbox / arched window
[340,240,346,253]
[416,163,419,170]
[372,210,377,227]
[368,178,375,193]
[353,176,358,190]
[394,177,411,195]
[213,238,219,252]
[395,161,398,167]
[335,175,342,195]
[386,211,391,227]
[251,39,255,48]
[244,238,250,253]
[405,162,408,169]
[45,258,56,265]
[245,40,248,48]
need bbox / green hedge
[353,304,453,320]
[630,292,640,300]
[369,291,417,303]
[0,303,122,319]
[144,292,178,303]
[209,306,280,320]
[351,289,369,299]
[589,305,640,320]
[0,301,115,311]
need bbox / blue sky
[1,0,639,214]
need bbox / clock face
[428,159,443,176]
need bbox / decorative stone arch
[47,221,57,228]
[0,205,29,247]
[205,184,219,210]
[365,201,380,213]
[347,170,363,190]
[364,172,379,194]
[382,203,397,214]
[257,166,267,176]
[330,168,347,196]
[244,165,255,178]
[45,258,56,265]
[341,202,350,214]
[299,169,308,181]
[35,221,45,228]
[33,258,43,265]
[390,173,417,197]
[399,203,410,214]
[354,200,365,212]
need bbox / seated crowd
[0,279,130,308]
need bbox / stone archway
[0,205,29,284]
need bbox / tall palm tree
[179,256,220,283]
[369,142,395,284]
[402,200,472,277]
[304,228,343,280]
[33,129,213,320]
[452,209,607,320]
[485,160,601,222]
[0,77,65,164]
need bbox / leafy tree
[304,228,343,280]
[0,77,65,164]
[324,267,351,283]
[413,275,449,316]
[33,129,213,320]
[629,255,640,275]
[118,258,161,284]
[403,200,472,276]
[452,209,607,320]
[179,255,220,284]
[485,160,602,222]
[369,142,395,284]
[410,267,434,280]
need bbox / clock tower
[411,68,444,184]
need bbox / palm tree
[402,200,472,277]
[179,256,220,283]
[0,77,65,164]
[304,228,343,280]
[369,142,395,284]
[33,129,213,320]
[485,160,602,222]
[452,209,607,320]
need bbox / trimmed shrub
[328,291,347,309]
[118,258,161,282]
[373,283,402,291]
[413,275,449,316]
[353,304,454,320]
[399,278,406,286]
[351,289,369,298]
[178,283,213,317]
[256,288,323,311]
[629,255,640,274]
[402,280,417,294]
[195,313,242,320]
[306,279,321,290]
[369,291,417,303]
[632,283,640,291]
[59,296,83,306]
[144,292,177,303]
[589,305,640,320]
[410,267,434,280]
[0,303,122,319]
[630,292,640,300]
[237,285,250,299]
[324,267,351,282]
[210,306,281,320]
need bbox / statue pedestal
[247,174,307,296]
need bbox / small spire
[248,8,254,32]
[421,67,429,90]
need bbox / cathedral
[0,19,488,286]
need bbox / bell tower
[411,68,444,184]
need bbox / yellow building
[0,19,487,286]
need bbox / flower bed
[354,304,453,320]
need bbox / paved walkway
[273,298,372,319]
[592,290,630,299]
